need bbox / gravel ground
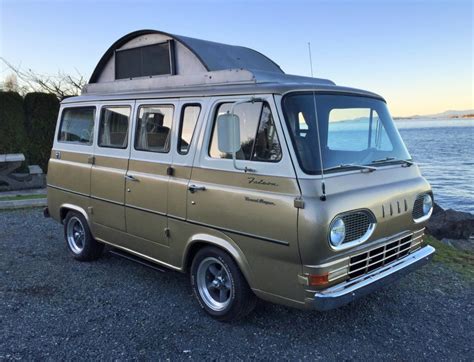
[1,208,473,360]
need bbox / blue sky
[0,0,472,116]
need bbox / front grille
[348,235,414,279]
[341,211,373,243]
[412,194,425,220]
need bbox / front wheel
[190,246,256,322]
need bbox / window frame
[97,105,131,150]
[281,91,406,175]
[133,104,175,154]
[208,101,283,163]
[115,40,176,80]
[57,106,96,146]
[177,103,201,155]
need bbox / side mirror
[217,113,241,153]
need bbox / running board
[109,249,166,273]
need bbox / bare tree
[1,57,87,99]
[2,73,19,92]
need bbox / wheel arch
[59,204,90,225]
[183,233,254,287]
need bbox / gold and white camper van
[46,30,435,321]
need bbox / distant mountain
[394,109,474,120]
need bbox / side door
[186,95,302,298]
[167,99,207,220]
[124,100,176,249]
[187,95,300,243]
[90,101,133,233]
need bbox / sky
[0,0,472,116]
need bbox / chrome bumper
[313,245,435,311]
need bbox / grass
[425,235,474,280]
[0,194,46,202]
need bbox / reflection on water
[397,118,474,213]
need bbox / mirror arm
[232,152,256,173]
[228,97,262,174]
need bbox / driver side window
[209,101,282,162]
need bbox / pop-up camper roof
[83,29,336,94]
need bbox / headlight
[422,193,433,215]
[329,218,346,247]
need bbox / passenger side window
[178,104,201,155]
[209,102,282,162]
[98,106,130,148]
[135,105,174,153]
[58,107,95,145]
[327,108,392,151]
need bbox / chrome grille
[412,194,425,220]
[341,211,373,243]
[348,232,422,279]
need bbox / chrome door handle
[125,174,140,182]
[188,184,206,193]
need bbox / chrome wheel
[196,257,233,311]
[66,216,85,254]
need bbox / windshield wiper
[324,164,377,173]
[370,157,414,167]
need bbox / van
[46,30,435,321]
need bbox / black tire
[190,246,257,322]
[63,211,103,261]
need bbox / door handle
[125,174,140,182]
[188,184,206,193]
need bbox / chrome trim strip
[47,184,89,198]
[413,207,433,224]
[126,204,167,217]
[306,229,425,272]
[91,195,124,206]
[348,237,413,267]
[48,184,288,246]
[313,245,435,311]
[185,219,290,246]
[350,232,414,260]
[48,184,125,206]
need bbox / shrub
[24,92,59,172]
[0,91,28,155]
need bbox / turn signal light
[308,273,329,286]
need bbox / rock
[426,202,474,240]
[441,238,474,253]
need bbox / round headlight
[422,194,433,215]
[330,218,346,247]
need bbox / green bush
[24,92,59,172]
[0,91,28,155]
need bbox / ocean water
[397,119,474,213]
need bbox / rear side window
[135,105,174,153]
[178,105,201,155]
[98,106,131,149]
[58,107,95,145]
[209,101,282,162]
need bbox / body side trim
[48,184,289,246]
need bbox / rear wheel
[64,211,103,261]
[190,246,256,322]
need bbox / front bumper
[313,245,435,311]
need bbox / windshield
[282,93,411,174]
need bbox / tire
[63,211,103,261]
[190,246,257,322]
